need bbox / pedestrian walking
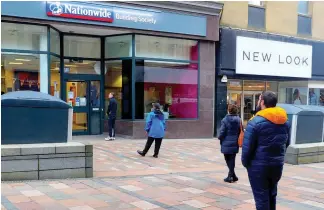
[105,92,117,141]
[242,91,290,210]
[137,103,166,158]
[218,104,241,183]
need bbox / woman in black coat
[218,104,241,183]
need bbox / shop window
[266,81,278,93]
[1,22,48,51]
[135,60,198,119]
[227,80,242,115]
[135,35,198,61]
[105,35,132,58]
[63,59,101,75]
[278,81,308,105]
[64,36,100,58]
[105,60,132,119]
[309,88,324,106]
[50,28,60,55]
[1,52,48,93]
[50,56,60,98]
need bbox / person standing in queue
[105,92,117,141]
[242,91,290,210]
[137,103,166,158]
[218,104,241,183]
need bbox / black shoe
[137,150,145,157]
[233,175,239,182]
[224,176,234,183]
[153,154,158,158]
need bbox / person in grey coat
[218,104,241,183]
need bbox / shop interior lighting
[65,64,77,67]
[15,59,31,61]
[9,62,23,65]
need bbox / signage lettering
[46,2,157,25]
[243,51,309,66]
[115,13,157,24]
[47,2,114,22]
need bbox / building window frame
[132,34,200,121]
[1,20,200,122]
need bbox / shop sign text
[236,36,313,78]
[46,2,157,24]
[47,2,114,23]
[242,51,309,66]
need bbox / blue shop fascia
[214,27,324,136]
[1,1,223,138]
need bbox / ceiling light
[65,64,77,67]
[15,59,31,62]
[9,62,23,65]
[78,63,89,65]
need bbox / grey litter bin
[278,104,324,145]
[1,91,72,145]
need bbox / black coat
[218,114,241,154]
[107,97,117,119]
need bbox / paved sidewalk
[2,138,324,210]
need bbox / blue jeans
[248,165,283,210]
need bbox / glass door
[89,81,101,135]
[66,80,89,134]
[65,80,101,135]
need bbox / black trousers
[108,117,116,137]
[143,137,163,156]
[248,165,283,210]
[224,154,236,177]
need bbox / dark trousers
[143,137,163,156]
[108,117,116,137]
[248,165,283,210]
[224,154,236,177]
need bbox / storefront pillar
[39,34,48,93]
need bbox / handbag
[238,120,244,147]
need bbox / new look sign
[46,2,114,22]
[236,36,312,78]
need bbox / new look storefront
[215,27,324,136]
[1,1,222,138]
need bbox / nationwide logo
[46,2,114,23]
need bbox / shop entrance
[64,79,102,135]
[242,91,262,124]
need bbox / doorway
[64,80,102,135]
[242,91,262,125]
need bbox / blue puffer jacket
[241,107,290,168]
[218,114,241,154]
[145,110,166,138]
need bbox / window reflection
[135,60,198,119]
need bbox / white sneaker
[112,137,116,140]
[105,137,112,141]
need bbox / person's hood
[226,114,240,123]
[153,110,164,120]
[256,107,288,125]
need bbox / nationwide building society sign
[46,1,157,24]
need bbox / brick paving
[2,138,324,210]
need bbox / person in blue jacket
[242,91,290,210]
[137,103,166,158]
[218,104,241,183]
